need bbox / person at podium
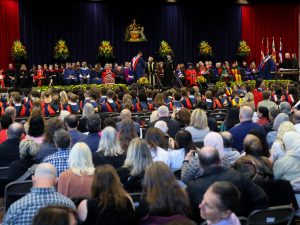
[280,53,293,69]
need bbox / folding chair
[0,167,10,180]
[248,205,295,225]
[4,180,33,212]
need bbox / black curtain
[19,1,241,66]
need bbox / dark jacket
[93,151,126,169]
[148,117,181,138]
[0,138,20,167]
[35,142,57,162]
[81,133,101,153]
[68,129,87,146]
[229,120,266,152]
[186,166,268,223]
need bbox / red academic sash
[132,56,140,71]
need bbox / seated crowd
[1,78,300,225]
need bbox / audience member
[137,162,192,225]
[266,113,289,147]
[199,181,241,225]
[4,106,17,122]
[220,107,240,131]
[77,164,136,225]
[148,105,181,138]
[185,109,210,143]
[36,118,64,162]
[7,139,39,181]
[196,102,218,132]
[26,115,45,144]
[229,106,265,152]
[80,114,101,152]
[220,132,240,165]
[3,163,75,225]
[270,121,296,163]
[119,117,138,152]
[256,106,270,126]
[64,114,87,146]
[293,110,300,134]
[93,126,125,169]
[116,109,140,135]
[117,138,153,192]
[279,101,292,120]
[43,129,71,176]
[186,146,268,222]
[257,90,277,110]
[0,114,13,143]
[58,142,94,198]
[145,127,170,166]
[32,205,77,225]
[154,120,172,149]
[0,123,23,166]
[78,103,94,133]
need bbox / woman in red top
[256,106,270,126]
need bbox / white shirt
[295,124,300,134]
[151,147,170,167]
[168,148,185,171]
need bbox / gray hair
[157,106,169,118]
[97,126,123,156]
[7,123,23,139]
[154,120,168,134]
[19,139,40,159]
[279,102,291,115]
[69,142,94,176]
[82,103,94,118]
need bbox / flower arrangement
[97,40,115,64]
[137,77,150,85]
[237,40,251,57]
[158,40,174,59]
[36,84,128,92]
[98,40,114,58]
[197,76,207,83]
[11,40,27,61]
[54,39,70,62]
[215,80,290,90]
[199,41,213,56]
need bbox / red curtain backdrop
[0,0,20,69]
[242,4,299,65]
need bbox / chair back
[248,205,295,225]
[0,167,10,180]
[4,180,33,212]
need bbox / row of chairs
[2,180,296,225]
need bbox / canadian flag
[272,37,276,63]
[279,38,283,63]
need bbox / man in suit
[186,146,268,223]
[131,51,146,81]
[64,114,87,146]
[0,123,23,166]
[80,114,101,152]
[116,109,140,135]
[147,105,181,138]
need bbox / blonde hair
[97,126,123,156]
[124,138,153,176]
[68,142,95,176]
[59,91,68,105]
[190,109,208,129]
[241,92,255,110]
[19,139,40,159]
[277,121,296,141]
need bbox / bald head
[198,146,220,168]
[239,106,254,122]
[221,132,233,148]
[7,123,23,139]
[5,106,16,122]
[293,110,300,124]
[120,109,131,120]
[33,163,57,188]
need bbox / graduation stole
[132,56,140,71]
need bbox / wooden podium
[276,69,300,81]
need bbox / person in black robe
[19,64,30,88]
[5,63,17,87]
[162,54,175,87]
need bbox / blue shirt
[229,121,266,152]
[81,133,100,153]
[3,187,75,225]
[42,149,70,176]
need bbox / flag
[260,38,265,62]
[266,37,269,55]
[272,37,276,63]
[279,38,283,63]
